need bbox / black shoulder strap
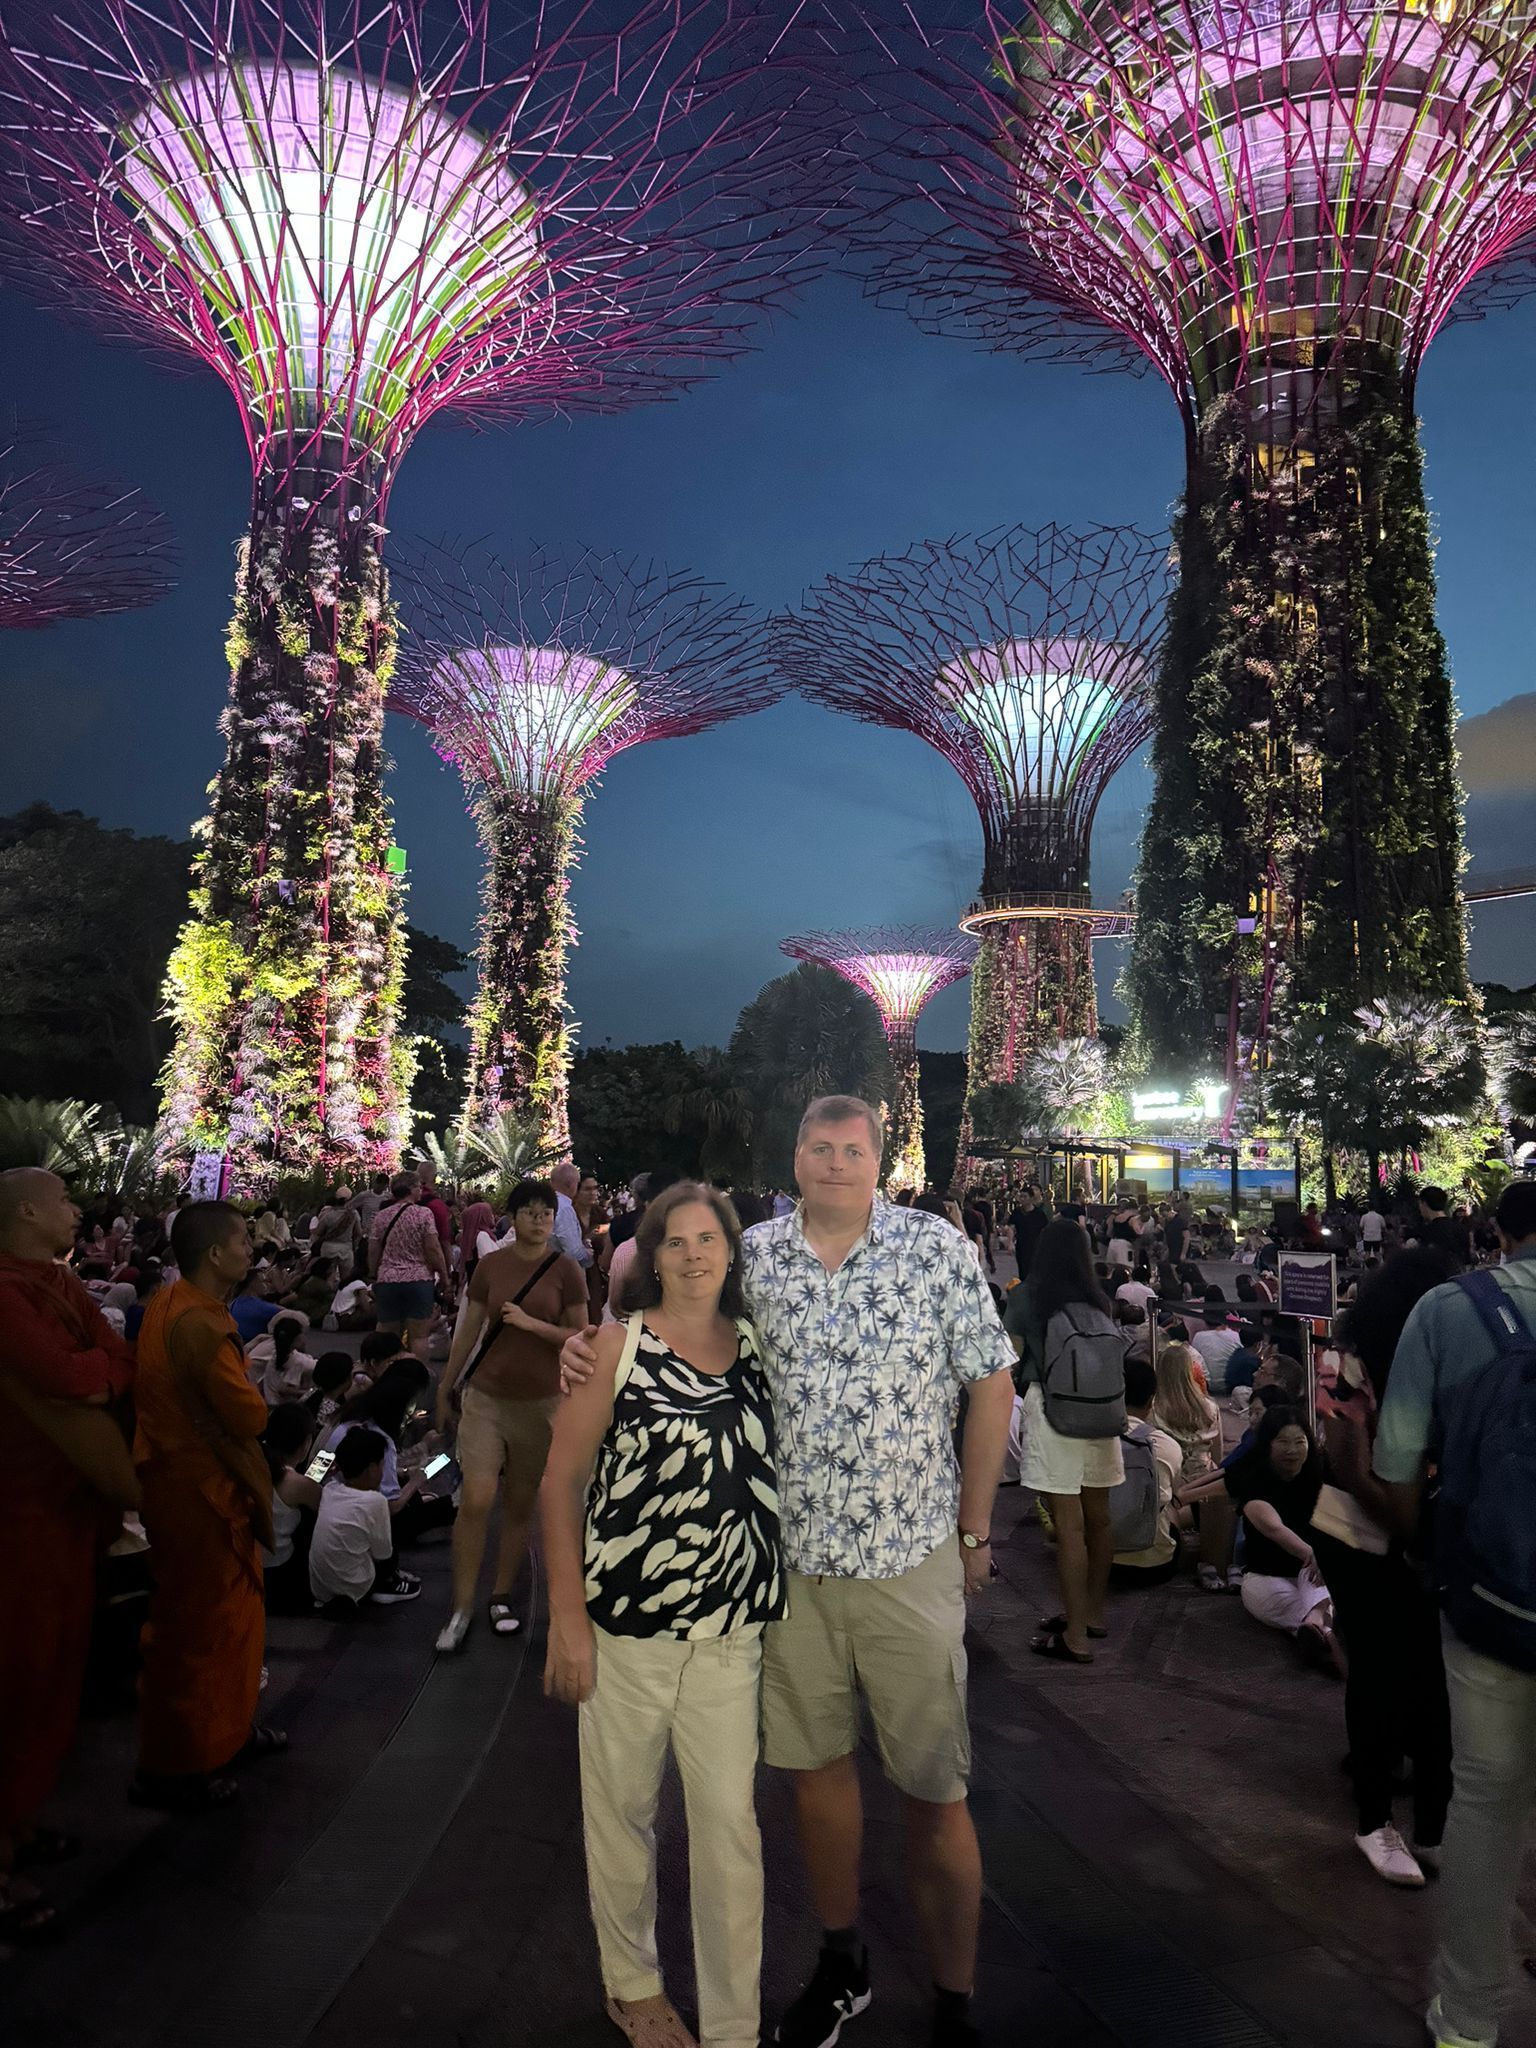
[458,1252,563,1392]
[1456,1270,1534,1352]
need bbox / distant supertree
[391,544,778,1156]
[849,0,1536,1088]
[781,926,977,1192]
[778,524,1167,1164]
[0,0,832,1187]
[0,425,175,628]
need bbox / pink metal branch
[0,422,177,627]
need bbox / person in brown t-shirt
[433,1177,588,1653]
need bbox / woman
[1223,1406,1336,1663]
[433,1178,589,1654]
[367,1174,449,1360]
[1311,1247,1454,1887]
[1154,1342,1229,1590]
[312,1188,360,1271]
[260,1403,323,1613]
[1005,1216,1124,1664]
[541,1182,780,2048]
[246,1311,315,1405]
[459,1197,496,1284]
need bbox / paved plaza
[8,1476,1536,2048]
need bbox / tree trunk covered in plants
[158,463,408,1193]
[1127,355,1471,1088]
[885,1023,925,1196]
[955,916,1097,1181]
[467,788,576,1159]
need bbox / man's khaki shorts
[456,1386,558,1498]
[761,1536,970,1805]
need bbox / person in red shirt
[0,1168,136,1940]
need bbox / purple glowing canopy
[782,927,978,1038]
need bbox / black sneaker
[775,1945,872,2047]
[369,1571,421,1604]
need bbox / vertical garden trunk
[1128,357,1471,1088]
[158,457,407,1192]
[466,789,576,1158]
[885,1024,925,1195]
[955,916,1097,1178]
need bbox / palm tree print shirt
[741,1202,1013,1579]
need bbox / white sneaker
[435,1609,472,1654]
[1426,1994,1495,2047]
[1355,1824,1425,1887]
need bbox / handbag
[458,1251,563,1395]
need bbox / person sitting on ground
[246,1310,316,1406]
[1223,1322,1265,1397]
[1253,1350,1307,1403]
[124,1261,164,1343]
[324,1359,451,1547]
[308,1426,417,1611]
[283,1256,339,1326]
[260,1402,324,1614]
[328,1269,374,1330]
[304,1352,353,1432]
[1191,1290,1241,1392]
[1181,1385,1293,1507]
[1109,1355,1183,1588]
[1153,1342,1221,1483]
[227,1268,283,1346]
[1114,1261,1158,1322]
[1223,1405,1336,1666]
[349,1327,408,1393]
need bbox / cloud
[1458,692,1536,799]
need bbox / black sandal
[1029,1630,1094,1664]
[128,1771,240,1812]
[237,1725,289,1762]
[1038,1613,1108,1640]
[15,1827,82,1870]
[487,1598,521,1636]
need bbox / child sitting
[308,1426,420,1612]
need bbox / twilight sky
[1,274,1533,1058]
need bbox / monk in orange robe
[0,1167,137,1941]
[132,1201,278,1810]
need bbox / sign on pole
[189,1151,225,1202]
[1277,1251,1337,1322]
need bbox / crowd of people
[3,1128,1536,2048]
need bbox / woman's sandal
[128,1771,240,1812]
[602,1993,698,2046]
[1029,1630,1094,1664]
[0,1878,62,1945]
[14,1827,82,1870]
[488,1598,522,1637]
[1038,1613,1108,1640]
[237,1725,289,1763]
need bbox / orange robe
[0,1255,135,1837]
[134,1279,272,1778]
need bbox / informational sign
[189,1151,225,1201]
[1132,1082,1228,1124]
[1277,1251,1336,1322]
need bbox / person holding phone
[260,1403,324,1614]
[540,1182,781,2048]
[433,1178,589,1654]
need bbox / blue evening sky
[1,274,1532,1055]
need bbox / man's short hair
[1421,1185,1449,1214]
[1123,1354,1156,1410]
[171,1201,245,1274]
[796,1095,884,1154]
[335,1424,387,1481]
[359,1330,408,1367]
[1496,1180,1536,1243]
[506,1176,558,1217]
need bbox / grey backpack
[1109,1423,1160,1552]
[1040,1302,1128,1438]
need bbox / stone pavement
[9,1483,1536,2048]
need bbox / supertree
[847,0,1536,1090]
[781,926,977,1192]
[390,543,779,1157]
[0,424,175,628]
[777,523,1167,1162]
[0,0,834,1188]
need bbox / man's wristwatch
[959,1529,991,1550]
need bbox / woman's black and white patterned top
[584,1317,784,1641]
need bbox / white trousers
[579,1622,763,2048]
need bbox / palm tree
[1488,1011,1536,1126]
[412,1127,487,1199]
[663,1049,755,1183]
[0,1096,102,1173]
[465,1109,550,1199]
[1025,1037,1113,1131]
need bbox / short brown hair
[795,1095,884,1153]
[617,1181,748,1319]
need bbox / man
[0,1169,137,1936]
[1009,1186,1046,1281]
[565,1097,1015,2046]
[1417,1185,1469,1270]
[1191,1296,1241,1391]
[1375,1180,1536,2048]
[1165,1196,1194,1266]
[1110,1356,1182,1587]
[415,1170,454,1259]
[133,1202,277,1810]
[1359,1200,1386,1250]
[354,1170,391,1241]
[549,1161,594,1270]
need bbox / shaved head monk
[132,1201,281,1810]
[0,1167,137,1941]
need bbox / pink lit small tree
[391,543,779,1157]
[0,0,832,1185]
[781,927,977,1192]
